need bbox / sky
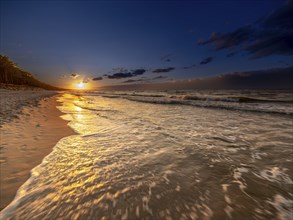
[0,0,292,89]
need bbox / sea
[1,90,293,220]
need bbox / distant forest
[0,55,61,90]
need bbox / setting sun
[76,82,85,89]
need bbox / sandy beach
[0,90,75,210]
[0,88,56,125]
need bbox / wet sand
[0,93,75,210]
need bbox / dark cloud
[262,0,293,29]
[132,69,146,76]
[83,77,91,83]
[152,67,175,73]
[100,66,293,90]
[200,57,213,65]
[122,79,136,83]
[122,79,145,83]
[71,73,80,79]
[107,68,147,79]
[246,30,293,58]
[183,65,197,69]
[108,72,133,79]
[153,75,167,80]
[198,26,255,50]
[198,0,293,58]
[92,77,103,81]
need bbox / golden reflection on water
[74,105,82,112]
[2,93,292,220]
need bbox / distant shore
[0,88,75,210]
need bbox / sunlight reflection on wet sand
[1,93,292,220]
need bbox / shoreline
[0,92,75,210]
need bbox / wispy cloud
[200,57,213,65]
[160,54,172,62]
[82,77,91,83]
[198,0,293,58]
[152,67,175,73]
[198,26,254,50]
[183,65,197,69]
[92,77,103,81]
[262,0,292,29]
[122,75,168,84]
[131,69,146,76]
[246,30,293,58]
[122,79,145,83]
[71,73,80,79]
[107,68,147,79]
[152,75,167,80]
[108,72,133,79]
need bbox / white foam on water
[268,194,293,220]
[255,167,293,184]
[1,91,292,219]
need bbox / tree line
[0,55,61,90]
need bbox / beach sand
[0,89,56,125]
[0,90,75,210]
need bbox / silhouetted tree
[0,55,61,90]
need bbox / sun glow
[76,82,85,89]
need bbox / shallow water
[1,91,292,220]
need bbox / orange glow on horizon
[76,82,85,89]
[74,82,92,90]
[67,81,94,91]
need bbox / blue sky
[1,0,292,88]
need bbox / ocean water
[1,90,293,220]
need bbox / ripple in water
[1,92,292,220]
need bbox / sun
[76,82,85,89]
